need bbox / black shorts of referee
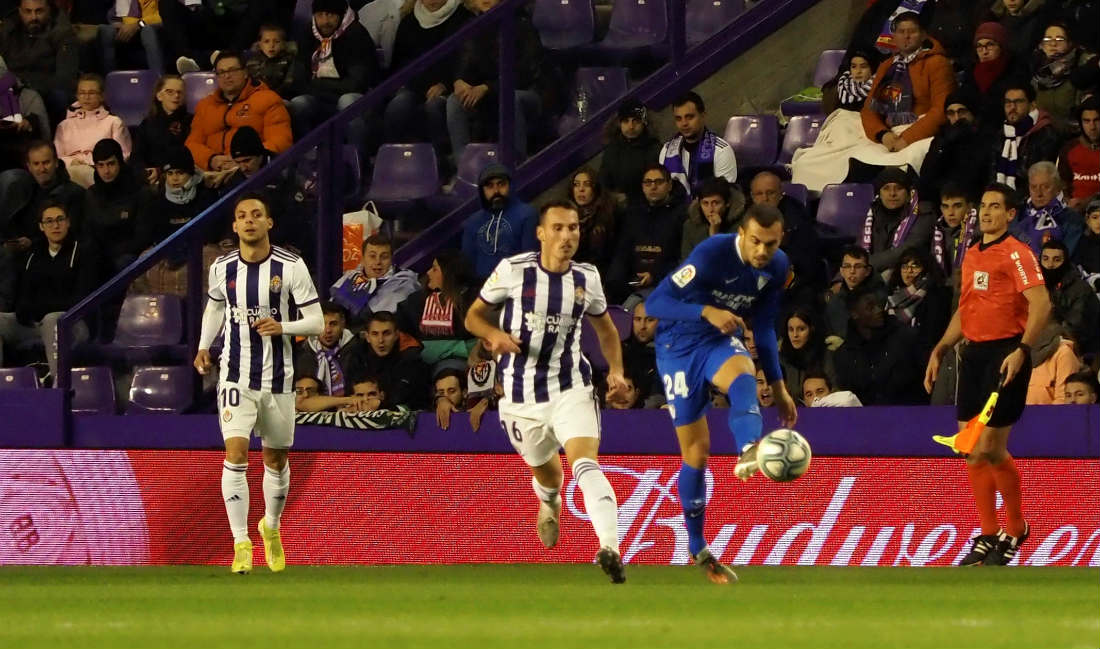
[956,336,1032,427]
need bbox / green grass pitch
[1,566,1097,648]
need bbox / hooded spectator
[919,89,991,203]
[460,163,537,280]
[1074,196,1100,278]
[599,99,662,203]
[823,48,881,114]
[986,0,1046,63]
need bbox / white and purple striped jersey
[478,252,607,404]
[207,246,319,393]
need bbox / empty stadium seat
[71,367,116,415]
[593,0,668,59]
[816,183,874,240]
[183,72,216,113]
[813,49,847,87]
[606,305,632,339]
[113,295,184,348]
[105,70,158,127]
[533,0,596,50]
[779,114,825,163]
[580,306,631,371]
[366,144,440,203]
[127,366,194,414]
[557,67,630,135]
[723,115,779,168]
[686,0,745,45]
[0,367,39,389]
[782,182,808,207]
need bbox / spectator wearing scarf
[294,302,362,397]
[396,250,475,365]
[919,89,991,203]
[833,50,879,112]
[885,245,951,361]
[863,166,935,273]
[990,82,1060,190]
[930,182,978,283]
[1031,21,1096,131]
[960,22,1028,129]
[657,92,737,198]
[1011,161,1085,256]
[862,13,955,153]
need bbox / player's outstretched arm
[465,297,521,355]
[195,298,226,375]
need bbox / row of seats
[1,365,192,415]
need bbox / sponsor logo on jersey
[757,274,770,291]
[230,305,280,325]
[269,275,282,293]
[523,312,575,334]
[973,270,989,291]
[1009,251,1031,286]
[709,289,757,311]
[671,264,696,288]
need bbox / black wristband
[875,129,890,143]
[1017,343,1031,356]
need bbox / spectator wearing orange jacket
[186,50,292,171]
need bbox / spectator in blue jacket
[461,163,536,280]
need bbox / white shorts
[497,387,601,467]
[217,382,295,449]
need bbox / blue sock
[678,462,707,557]
[727,373,763,450]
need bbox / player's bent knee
[711,355,755,393]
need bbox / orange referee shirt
[959,233,1045,342]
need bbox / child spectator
[245,24,298,99]
[53,73,131,188]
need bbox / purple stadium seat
[427,144,498,214]
[292,0,313,44]
[533,0,595,50]
[816,183,874,240]
[813,49,847,87]
[343,144,362,205]
[782,182,808,207]
[686,0,745,45]
[722,115,779,168]
[71,367,116,415]
[183,72,217,113]
[105,70,158,127]
[779,114,825,163]
[366,143,440,202]
[606,305,632,339]
[596,0,668,54]
[580,306,632,371]
[113,294,184,347]
[0,367,39,389]
[557,67,629,135]
[127,366,194,414]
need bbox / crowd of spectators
[0,0,1097,419]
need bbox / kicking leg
[222,436,252,574]
[529,457,564,549]
[563,437,624,583]
[711,354,763,481]
[258,446,289,572]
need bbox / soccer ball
[756,429,811,482]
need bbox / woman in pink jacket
[53,73,132,188]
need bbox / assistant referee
[924,182,1051,567]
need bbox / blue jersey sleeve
[644,236,725,323]
[751,254,789,384]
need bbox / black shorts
[956,337,1032,428]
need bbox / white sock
[263,463,290,530]
[531,475,560,505]
[572,458,619,552]
[221,461,249,543]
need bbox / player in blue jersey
[645,204,798,584]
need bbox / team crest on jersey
[270,275,282,293]
[471,361,492,385]
[574,286,586,305]
[672,264,696,288]
[757,274,770,291]
[973,271,989,291]
[222,409,233,422]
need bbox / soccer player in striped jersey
[193,194,323,574]
[645,204,798,584]
[465,200,630,583]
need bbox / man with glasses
[988,82,1060,191]
[186,50,292,171]
[607,163,688,307]
[0,141,85,257]
[824,244,886,339]
[0,200,98,382]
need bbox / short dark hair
[433,368,467,391]
[320,301,347,319]
[367,310,397,329]
[641,162,671,181]
[1065,371,1100,398]
[1003,82,1036,103]
[891,10,922,31]
[672,91,705,114]
[938,181,970,202]
[840,244,870,263]
[1041,238,1070,256]
[234,192,272,217]
[353,374,385,392]
[742,203,784,230]
[802,370,832,391]
[213,50,246,71]
[362,233,392,253]
[24,139,56,163]
[982,182,1017,207]
[845,282,882,310]
[538,199,579,225]
[38,199,68,221]
[258,23,286,38]
[697,177,731,203]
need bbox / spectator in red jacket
[1058,97,1100,211]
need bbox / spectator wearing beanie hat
[919,88,991,203]
[960,22,1028,129]
[1057,97,1100,211]
[864,166,935,274]
[136,146,218,257]
[597,98,661,204]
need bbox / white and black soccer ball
[756,429,811,482]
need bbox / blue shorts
[655,334,751,427]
